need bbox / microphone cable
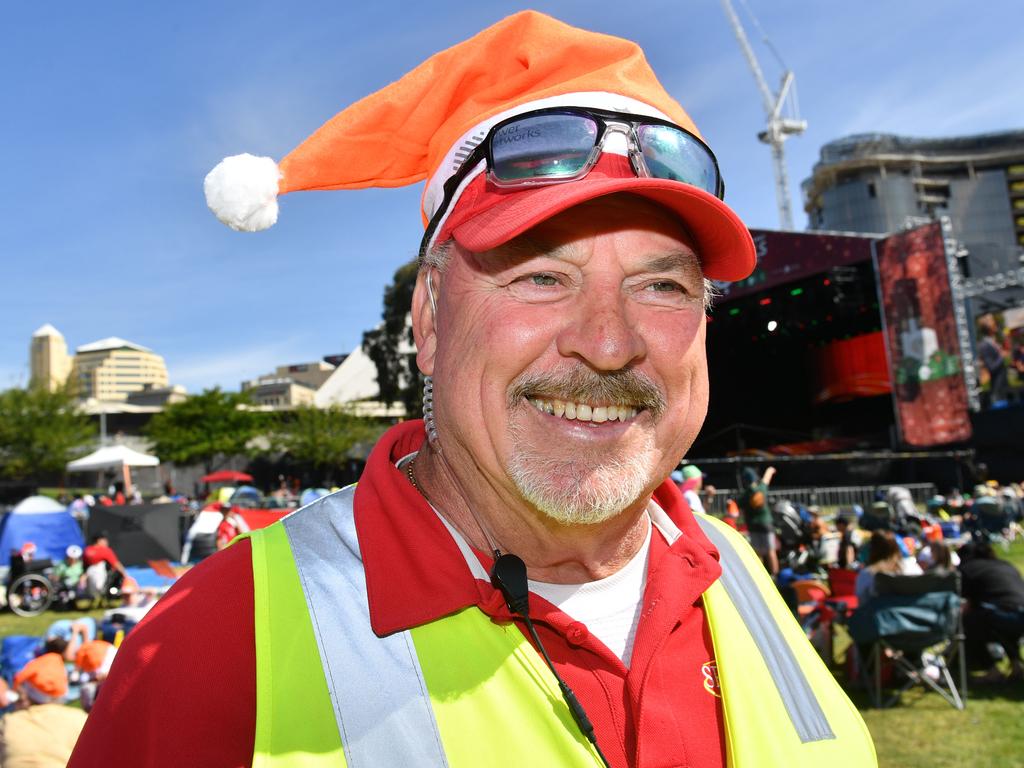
[491,552,613,768]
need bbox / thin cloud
[168,337,309,392]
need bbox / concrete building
[803,130,1024,278]
[125,384,188,408]
[71,337,170,402]
[267,361,335,391]
[243,377,318,409]
[241,360,335,411]
[29,324,72,391]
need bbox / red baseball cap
[435,152,754,282]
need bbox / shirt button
[566,622,589,646]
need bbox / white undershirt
[397,453,673,668]
[529,520,654,666]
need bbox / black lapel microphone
[490,553,612,768]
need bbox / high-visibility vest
[243,487,876,768]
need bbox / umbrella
[201,470,254,484]
[66,445,160,472]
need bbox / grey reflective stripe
[696,516,836,744]
[282,486,449,768]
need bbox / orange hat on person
[75,640,117,675]
[204,10,755,281]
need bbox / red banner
[813,332,891,404]
[875,223,972,446]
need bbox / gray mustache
[507,367,666,419]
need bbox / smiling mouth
[526,397,640,423]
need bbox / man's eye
[648,280,683,292]
[529,274,558,286]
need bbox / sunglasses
[422,107,725,251]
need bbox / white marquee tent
[66,445,160,472]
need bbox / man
[71,12,874,767]
[64,620,117,712]
[82,532,127,598]
[977,315,1009,406]
[835,512,859,570]
[215,501,250,551]
[959,537,1024,682]
[740,465,779,576]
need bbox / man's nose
[556,284,646,371]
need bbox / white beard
[506,427,655,525]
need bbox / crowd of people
[0,620,117,765]
[683,472,1024,686]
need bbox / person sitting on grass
[958,537,1024,683]
[2,637,87,767]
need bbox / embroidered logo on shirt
[701,660,721,697]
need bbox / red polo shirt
[70,421,725,768]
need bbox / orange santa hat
[204,10,755,281]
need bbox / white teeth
[527,398,639,424]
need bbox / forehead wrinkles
[471,235,585,272]
[472,237,701,277]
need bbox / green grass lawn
[0,607,109,640]
[859,536,1024,768]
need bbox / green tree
[362,259,424,418]
[144,388,265,473]
[0,385,95,480]
[273,405,385,483]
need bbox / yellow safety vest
[243,487,876,767]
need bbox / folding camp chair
[860,501,895,532]
[849,572,967,710]
[973,498,1012,546]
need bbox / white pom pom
[204,153,281,232]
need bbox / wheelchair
[4,554,119,618]
[5,554,58,618]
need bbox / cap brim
[445,156,755,282]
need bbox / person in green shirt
[740,466,778,576]
[52,545,86,593]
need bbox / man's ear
[412,268,438,376]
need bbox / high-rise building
[71,337,170,402]
[29,324,72,391]
[803,130,1024,278]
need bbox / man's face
[417,194,709,525]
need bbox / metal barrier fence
[703,482,937,517]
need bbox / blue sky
[2,1,1020,392]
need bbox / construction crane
[720,0,807,230]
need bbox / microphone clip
[490,553,530,617]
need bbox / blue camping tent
[0,496,85,567]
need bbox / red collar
[355,420,720,637]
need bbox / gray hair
[420,238,718,312]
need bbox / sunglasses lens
[636,125,718,195]
[491,114,599,182]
